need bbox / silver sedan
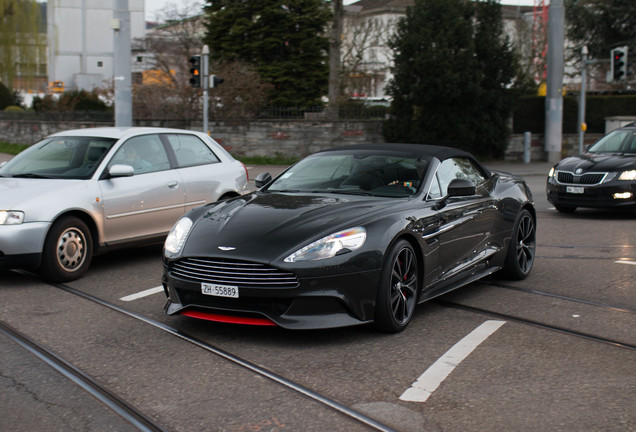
[0,127,249,281]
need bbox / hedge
[512,95,636,134]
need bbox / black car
[547,123,636,212]
[162,143,536,332]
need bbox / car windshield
[588,130,636,154]
[266,151,430,197]
[0,136,117,179]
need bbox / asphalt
[0,153,553,179]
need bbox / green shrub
[512,95,636,134]
[4,105,24,112]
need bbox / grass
[234,154,299,166]
[0,142,29,155]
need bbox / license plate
[201,283,239,298]
[566,186,584,194]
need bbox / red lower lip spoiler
[180,310,277,326]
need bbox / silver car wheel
[56,227,87,272]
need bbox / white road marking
[615,260,636,266]
[120,286,164,302]
[400,320,506,403]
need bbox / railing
[0,104,389,123]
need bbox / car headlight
[0,210,24,225]
[164,217,193,255]
[618,170,636,181]
[284,227,367,263]
[548,167,555,178]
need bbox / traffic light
[189,55,201,88]
[611,46,628,81]
[211,75,224,88]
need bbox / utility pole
[113,0,132,127]
[327,0,343,119]
[202,45,210,134]
[544,0,565,164]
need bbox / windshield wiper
[319,189,373,196]
[11,173,50,179]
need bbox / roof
[49,127,201,140]
[319,142,473,161]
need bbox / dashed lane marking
[120,286,164,302]
[400,320,506,403]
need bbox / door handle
[167,181,178,189]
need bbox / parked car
[547,123,636,213]
[162,143,536,332]
[0,127,248,281]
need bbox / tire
[502,209,536,280]
[40,217,93,282]
[374,239,419,333]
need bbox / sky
[145,0,536,22]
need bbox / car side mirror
[108,164,135,178]
[447,178,476,197]
[433,178,476,210]
[254,172,272,189]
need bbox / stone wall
[0,118,602,162]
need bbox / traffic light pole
[202,45,209,134]
[578,46,588,155]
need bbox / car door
[98,134,185,244]
[164,133,232,210]
[425,157,497,284]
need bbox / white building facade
[47,0,145,91]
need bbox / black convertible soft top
[319,143,489,177]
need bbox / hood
[181,192,395,262]
[0,177,98,222]
[556,153,636,173]
[0,177,83,208]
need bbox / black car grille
[556,171,607,185]
[170,257,299,289]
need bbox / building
[46,0,146,92]
[342,0,543,101]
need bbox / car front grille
[170,257,299,289]
[556,171,607,185]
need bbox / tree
[203,0,331,107]
[384,0,519,158]
[0,0,43,88]
[0,81,13,109]
[566,0,636,61]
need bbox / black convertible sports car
[547,123,636,212]
[162,143,536,332]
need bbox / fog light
[613,192,633,200]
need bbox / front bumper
[162,265,381,330]
[0,222,50,270]
[546,179,636,209]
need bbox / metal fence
[0,104,389,123]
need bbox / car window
[108,135,170,175]
[268,153,428,197]
[165,134,220,168]
[588,130,631,153]
[430,157,486,198]
[0,136,117,179]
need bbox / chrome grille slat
[170,258,299,288]
[555,170,608,186]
